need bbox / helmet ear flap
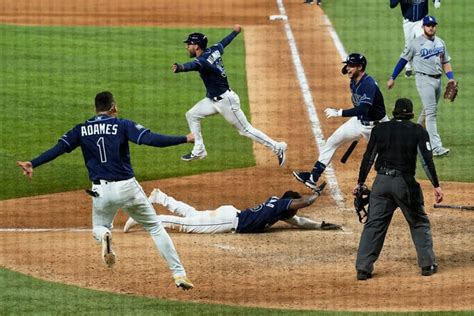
[341,65,348,75]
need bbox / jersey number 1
[96,137,107,163]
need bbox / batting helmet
[341,53,367,75]
[183,32,208,49]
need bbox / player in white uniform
[173,25,287,166]
[387,15,454,156]
[123,186,342,234]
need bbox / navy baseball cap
[341,53,367,74]
[183,32,208,49]
[423,15,438,26]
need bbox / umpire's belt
[211,89,231,102]
[378,167,404,177]
[416,72,442,79]
[360,120,380,126]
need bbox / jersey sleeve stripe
[59,137,72,149]
[136,129,150,145]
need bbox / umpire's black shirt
[358,119,440,187]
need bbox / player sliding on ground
[124,183,342,234]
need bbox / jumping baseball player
[387,15,454,157]
[390,0,441,77]
[293,53,388,191]
[173,24,288,166]
[16,91,194,290]
[123,184,342,234]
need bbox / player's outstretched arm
[16,161,33,179]
[288,193,320,211]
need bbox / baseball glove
[443,81,458,102]
[354,184,370,223]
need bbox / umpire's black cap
[183,32,208,49]
[341,53,367,74]
[393,98,415,119]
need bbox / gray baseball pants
[356,173,436,274]
[415,73,443,150]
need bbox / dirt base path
[1,0,473,311]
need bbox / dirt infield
[1,0,473,311]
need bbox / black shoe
[421,264,438,276]
[357,270,372,281]
[293,171,311,183]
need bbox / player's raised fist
[233,24,241,33]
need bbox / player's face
[423,24,437,37]
[186,43,198,57]
[346,64,361,79]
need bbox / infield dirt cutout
[1,0,473,311]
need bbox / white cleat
[148,188,167,205]
[101,232,116,268]
[277,142,288,167]
[123,217,138,233]
[174,275,194,290]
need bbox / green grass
[323,0,474,182]
[0,267,471,315]
[0,24,254,200]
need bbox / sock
[310,161,326,182]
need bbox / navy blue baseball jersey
[30,114,187,181]
[342,74,386,122]
[390,0,430,22]
[235,197,293,233]
[180,31,239,98]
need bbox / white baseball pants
[91,178,187,277]
[156,191,239,233]
[186,90,281,156]
[318,116,388,166]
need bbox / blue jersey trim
[136,129,150,145]
[59,137,72,149]
[86,116,115,123]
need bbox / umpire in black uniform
[354,98,444,280]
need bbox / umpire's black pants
[356,173,436,274]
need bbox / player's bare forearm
[289,193,320,211]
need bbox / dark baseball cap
[341,53,367,74]
[392,98,414,119]
[423,15,438,26]
[183,32,208,49]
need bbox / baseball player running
[173,24,288,166]
[124,183,342,234]
[387,15,454,157]
[390,0,441,77]
[293,53,388,191]
[16,91,194,290]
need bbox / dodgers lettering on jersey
[60,115,149,181]
[401,35,450,75]
[350,74,386,121]
[236,197,293,233]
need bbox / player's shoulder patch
[134,123,145,131]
